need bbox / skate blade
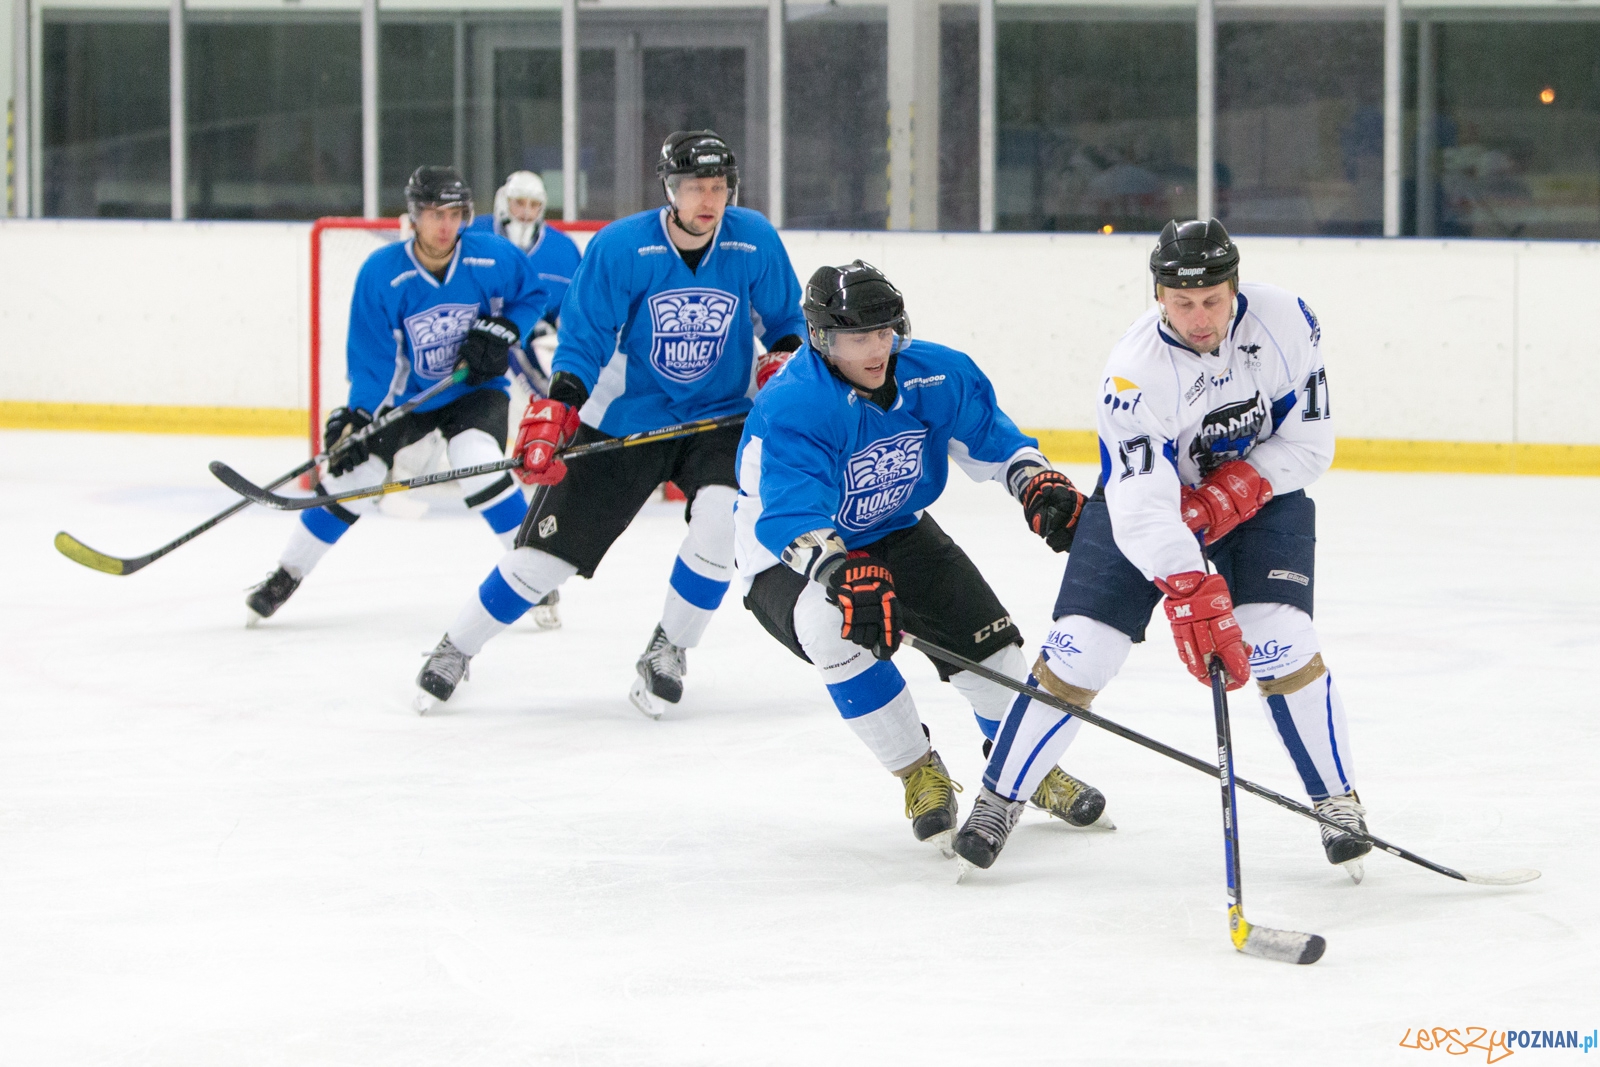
[954,857,977,884]
[925,829,956,859]
[413,689,438,716]
[530,606,562,631]
[628,675,664,720]
[245,611,263,629]
[1341,856,1365,885]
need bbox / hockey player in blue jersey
[469,169,585,629]
[735,261,1109,853]
[956,220,1373,881]
[413,131,805,715]
[244,166,547,624]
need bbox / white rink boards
[3,429,1596,1066]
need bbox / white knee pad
[1234,602,1321,682]
[447,428,518,503]
[498,546,579,604]
[1039,615,1133,693]
[322,453,389,517]
[793,580,876,686]
[950,643,1028,724]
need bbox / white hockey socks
[949,643,1030,741]
[449,547,578,656]
[1234,603,1356,802]
[659,485,736,648]
[275,453,388,578]
[982,615,1130,800]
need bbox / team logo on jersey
[839,430,926,532]
[1189,392,1270,474]
[1103,375,1143,413]
[647,288,739,383]
[404,303,480,380]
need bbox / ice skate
[901,752,962,856]
[1314,791,1371,883]
[529,589,561,631]
[245,566,301,627]
[415,635,472,714]
[1030,767,1114,830]
[952,787,1025,879]
[629,624,685,719]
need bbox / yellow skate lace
[903,761,963,819]
[1031,767,1086,812]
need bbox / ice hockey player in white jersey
[412,131,805,715]
[244,166,547,625]
[958,219,1372,880]
[736,261,1108,854]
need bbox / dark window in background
[642,48,748,214]
[785,6,889,230]
[186,20,362,219]
[382,22,457,215]
[493,47,562,201]
[996,15,1196,233]
[41,19,169,218]
[940,5,979,231]
[1216,16,1384,236]
[1416,19,1600,240]
[578,48,619,220]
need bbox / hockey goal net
[307,215,604,461]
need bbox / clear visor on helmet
[811,315,912,358]
[408,198,475,228]
[664,171,737,206]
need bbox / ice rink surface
[3,429,1596,1066]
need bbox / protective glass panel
[785,5,890,230]
[41,19,170,218]
[492,46,563,209]
[641,48,750,214]
[1415,17,1600,239]
[996,14,1197,233]
[381,21,459,216]
[1215,15,1384,236]
[186,20,362,219]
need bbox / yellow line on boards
[0,405,1596,476]
[1027,429,1600,478]
[0,401,304,438]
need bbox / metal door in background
[472,11,768,223]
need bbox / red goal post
[307,215,606,460]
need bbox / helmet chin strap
[667,201,712,239]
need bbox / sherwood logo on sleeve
[647,288,739,383]
[839,430,926,533]
[404,303,480,379]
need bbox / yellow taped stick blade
[54,531,127,575]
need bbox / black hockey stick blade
[901,633,1540,887]
[1236,919,1326,965]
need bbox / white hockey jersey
[1097,281,1334,582]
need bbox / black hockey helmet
[405,165,474,223]
[1150,218,1239,295]
[656,130,739,204]
[801,260,912,357]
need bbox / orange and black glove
[826,552,900,660]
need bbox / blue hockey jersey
[552,206,805,436]
[466,217,582,325]
[734,340,1047,586]
[345,229,548,415]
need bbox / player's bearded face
[507,197,543,224]
[669,176,731,236]
[414,205,467,257]
[828,328,896,391]
[1158,282,1235,353]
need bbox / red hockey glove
[1155,571,1252,691]
[755,348,792,389]
[513,398,581,486]
[1180,460,1272,545]
[1020,470,1086,553]
[826,553,900,660]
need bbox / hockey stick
[209,413,748,512]
[1209,660,1326,964]
[54,370,467,576]
[900,633,1540,887]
